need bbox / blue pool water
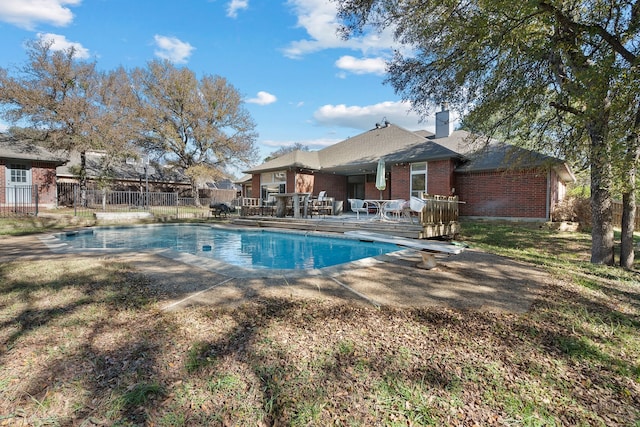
[56,225,400,270]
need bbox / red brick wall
[428,159,456,196]
[365,179,390,199]
[313,173,348,203]
[390,164,408,199]
[251,174,260,197]
[32,162,58,205]
[455,169,550,219]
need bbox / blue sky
[0,0,446,166]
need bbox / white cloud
[335,55,387,75]
[0,0,80,30]
[153,35,195,64]
[37,32,90,59]
[246,91,277,105]
[226,0,248,18]
[283,0,396,59]
[313,100,435,132]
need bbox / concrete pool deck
[1,229,553,314]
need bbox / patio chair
[409,196,427,224]
[348,198,369,219]
[383,199,406,220]
[262,194,276,216]
[312,191,333,217]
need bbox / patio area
[231,195,461,239]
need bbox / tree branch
[538,1,637,65]
[549,101,583,116]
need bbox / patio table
[364,199,393,221]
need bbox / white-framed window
[260,170,286,199]
[9,163,29,184]
[410,162,427,198]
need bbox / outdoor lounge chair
[348,198,369,219]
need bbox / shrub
[552,196,591,226]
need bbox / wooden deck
[230,215,459,239]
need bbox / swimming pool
[54,224,401,270]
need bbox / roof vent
[375,117,390,129]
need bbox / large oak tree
[131,60,258,205]
[0,39,139,203]
[334,0,640,266]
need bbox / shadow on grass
[1,244,639,425]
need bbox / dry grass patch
[0,221,639,426]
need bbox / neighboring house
[234,174,253,197]
[243,108,575,221]
[57,151,191,196]
[0,133,67,208]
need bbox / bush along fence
[70,187,237,220]
[0,185,39,217]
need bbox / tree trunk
[620,131,640,269]
[620,190,636,268]
[191,181,201,207]
[589,117,615,265]
[80,151,88,208]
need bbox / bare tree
[0,39,138,204]
[131,60,258,205]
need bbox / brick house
[0,133,67,209]
[243,108,575,221]
[56,151,191,193]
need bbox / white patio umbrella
[375,158,386,199]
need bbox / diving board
[344,230,465,269]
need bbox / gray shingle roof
[0,133,67,164]
[456,142,575,181]
[246,149,321,174]
[245,124,461,175]
[57,151,189,183]
[244,124,574,182]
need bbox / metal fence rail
[71,188,234,219]
[0,185,39,217]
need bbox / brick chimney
[435,103,452,138]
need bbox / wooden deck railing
[418,194,459,224]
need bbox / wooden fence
[612,201,640,230]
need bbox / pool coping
[38,223,411,279]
